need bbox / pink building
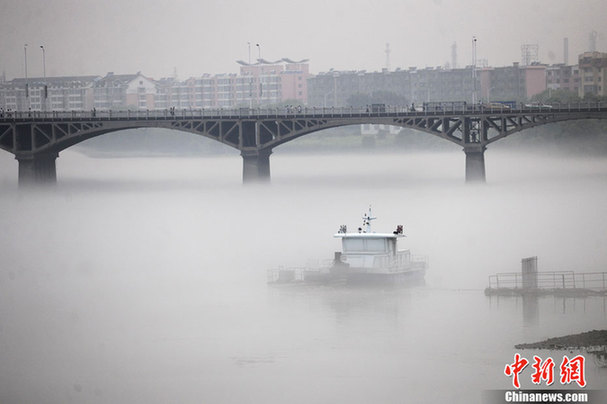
[524,65,547,99]
[479,63,546,102]
[239,61,309,104]
[280,63,309,102]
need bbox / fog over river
[0,148,606,403]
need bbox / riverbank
[515,330,607,350]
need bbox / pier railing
[488,271,607,292]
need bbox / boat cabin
[339,233,399,255]
[334,232,411,270]
[334,209,410,271]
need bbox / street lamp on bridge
[472,36,478,104]
[24,44,29,109]
[40,45,47,111]
[40,46,46,79]
[256,44,261,104]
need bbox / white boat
[269,207,427,286]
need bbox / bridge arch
[18,121,247,156]
[482,113,607,145]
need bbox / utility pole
[40,45,47,111]
[40,45,46,79]
[247,42,252,107]
[472,37,477,104]
[256,44,261,104]
[24,44,29,109]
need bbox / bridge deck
[1,104,605,122]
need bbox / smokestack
[563,37,569,65]
[589,31,597,52]
[451,42,457,69]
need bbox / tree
[531,89,607,105]
[530,89,581,104]
[581,93,607,103]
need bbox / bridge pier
[464,145,486,183]
[16,152,58,186]
[241,149,272,183]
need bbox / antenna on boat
[362,205,376,233]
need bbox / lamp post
[472,36,477,105]
[40,46,46,79]
[323,91,332,108]
[256,44,261,104]
[40,45,46,111]
[24,44,29,109]
[247,42,252,107]
[333,72,339,107]
[24,44,28,82]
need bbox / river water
[0,148,606,403]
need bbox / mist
[1,0,606,79]
[0,144,606,402]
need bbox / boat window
[342,238,387,252]
[366,238,386,252]
[343,238,364,251]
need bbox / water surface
[0,149,606,403]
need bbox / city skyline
[0,0,605,81]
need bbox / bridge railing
[0,102,604,121]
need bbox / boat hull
[301,267,426,287]
[346,269,426,287]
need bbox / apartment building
[546,64,580,93]
[0,75,98,111]
[152,60,309,109]
[578,51,607,97]
[477,63,547,102]
[2,53,603,112]
[237,60,309,106]
[94,72,157,110]
[309,64,548,107]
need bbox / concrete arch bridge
[0,104,606,185]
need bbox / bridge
[1,104,606,185]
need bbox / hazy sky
[0,0,605,80]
